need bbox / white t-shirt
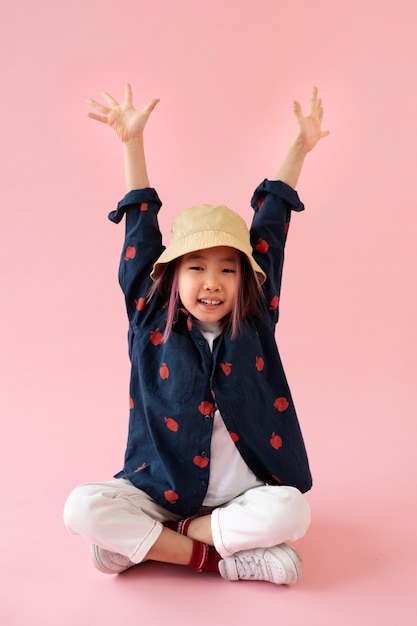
[196,321,264,506]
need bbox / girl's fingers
[87,111,108,123]
[87,98,110,114]
[124,83,133,104]
[293,100,303,120]
[101,91,119,107]
[308,86,318,113]
[144,98,160,114]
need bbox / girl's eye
[222,268,236,273]
[189,266,203,271]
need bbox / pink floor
[2,0,417,624]
[3,344,416,625]
[4,429,417,626]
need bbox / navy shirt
[108,179,312,517]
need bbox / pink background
[1,0,416,624]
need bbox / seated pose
[64,84,328,585]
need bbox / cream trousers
[64,479,311,564]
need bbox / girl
[64,85,329,585]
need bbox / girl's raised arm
[87,83,160,192]
[275,87,329,189]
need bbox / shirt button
[201,450,208,457]
[204,414,211,421]
[201,480,207,487]
[199,340,205,346]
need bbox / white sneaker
[218,544,301,585]
[90,544,135,574]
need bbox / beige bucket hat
[150,203,266,284]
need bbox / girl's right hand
[87,83,160,142]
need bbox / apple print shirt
[194,320,264,506]
[108,179,312,517]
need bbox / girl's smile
[178,246,239,323]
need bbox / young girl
[64,85,328,585]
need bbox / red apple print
[220,362,232,376]
[134,462,146,472]
[255,356,264,371]
[160,363,169,379]
[270,432,283,449]
[140,202,148,211]
[229,432,239,443]
[273,397,289,412]
[187,317,193,332]
[193,456,210,468]
[150,328,163,346]
[124,246,136,261]
[270,473,282,484]
[285,221,290,233]
[135,297,146,311]
[255,238,269,254]
[129,396,134,409]
[164,417,179,432]
[164,490,179,504]
[198,401,215,416]
[269,295,279,310]
[257,196,265,210]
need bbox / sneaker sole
[90,544,133,574]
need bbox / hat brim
[150,230,266,284]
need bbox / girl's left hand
[293,87,329,153]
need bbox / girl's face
[178,246,239,323]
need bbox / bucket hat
[150,203,266,284]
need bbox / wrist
[290,137,309,158]
[123,135,150,191]
[123,134,144,147]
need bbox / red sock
[204,545,222,572]
[164,517,195,535]
[187,541,221,573]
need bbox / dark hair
[147,250,265,341]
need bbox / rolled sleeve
[108,187,164,328]
[250,180,304,326]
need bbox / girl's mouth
[198,298,222,307]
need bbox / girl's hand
[87,83,160,142]
[293,87,329,153]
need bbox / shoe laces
[235,553,268,580]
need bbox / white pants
[63,479,311,564]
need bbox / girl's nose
[204,274,220,291]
